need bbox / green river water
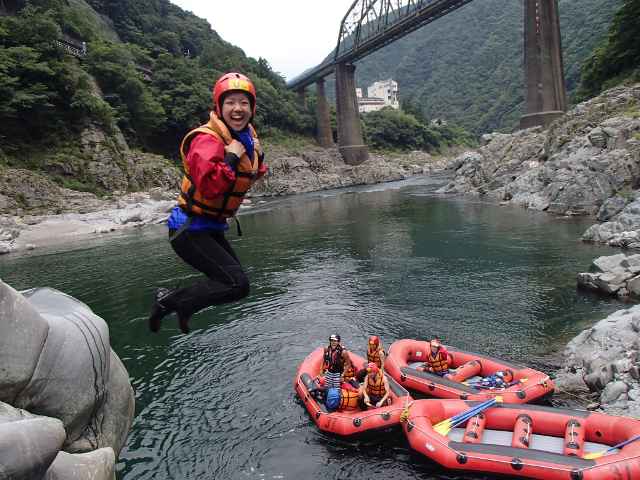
[0,176,624,479]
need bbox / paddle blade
[583,451,603,460]
[583,434,640,459]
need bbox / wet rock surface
[554,305,640,418]
[0,281,134,479]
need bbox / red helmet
[213,72,257,117]
[367,362,379,374]
[368,335,380,347]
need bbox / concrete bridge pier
[315,79,334,148]
[520,0,567,129]
[335,63,368,165]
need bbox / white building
[356,79,400,113]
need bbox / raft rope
[404,413,640,474]
[552,385,593,408]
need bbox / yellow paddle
[583,434,640,459]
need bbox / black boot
[177,309,192,334]
[148,287,173,332]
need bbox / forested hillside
[352,0,623,134]
[578,0,640,99]
[0,0,313,163]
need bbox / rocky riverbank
[439,83,640,233]
[0,144,449,255]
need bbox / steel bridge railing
[287,0,474,90]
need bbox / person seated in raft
[322,334,352,389]
[360,363,391,410]
[341,359,360,390]
[470,369,515,389]
[419,337,450,376]
[309,375,326,402]
[338,387,360,412]
[356,335,386,382]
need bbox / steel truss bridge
[288,0,474,90]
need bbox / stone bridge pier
[520,0,567,129]
[314,79,334,148]
[300,64,368,164]
[335,63,368,165]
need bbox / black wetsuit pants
[165,229,250,319]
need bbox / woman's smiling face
[221,92,252,131]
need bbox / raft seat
[563,419,585,457]
[512,414,533,449]
[463,413,486,444]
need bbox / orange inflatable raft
[403,399,640,480]
[385,339,554,403]
[294,347,412,436]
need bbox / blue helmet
[325,388,341,411]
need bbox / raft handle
[511,458,523,471]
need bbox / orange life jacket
[343,362,356,381]
[367,347,385,369]
[366,373,386,397]
[178,112,260,220]
[427,348,449,373]
[339,388,360,411]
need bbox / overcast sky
[170,1,355,80]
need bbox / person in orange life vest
[148,72,267,334]
[420,338,450,376]
[356,335,386,382]
[360,363,390,409]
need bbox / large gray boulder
[555,305,640,417]
[0,402,66,480]
[0,280,134,454]
[45,449,116,480]
[577,253,640,299]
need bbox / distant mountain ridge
[351,0,623,134]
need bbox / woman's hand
[225,140,245,158]
[254,138,263,157]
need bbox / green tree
[86,41,166,143]
[578,0,640,98]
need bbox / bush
[361,107,474,152]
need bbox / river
[0,176,623,479]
